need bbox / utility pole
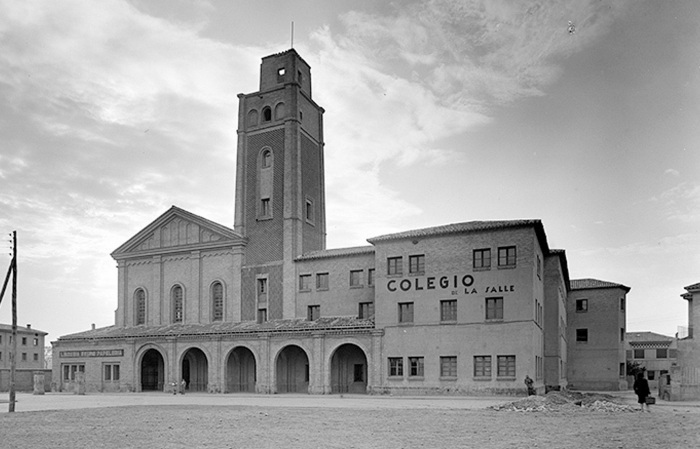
[1,231,17,412]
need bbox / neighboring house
[665,282,700,400]
[567,279,630,391]
[625,331,677,390]
[0,323,50,391]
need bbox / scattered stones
[489,391,637,413]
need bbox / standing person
[524,375,535,396]
[633,372,650,412]
[180,378,187,395]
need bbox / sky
[0,0,698,341]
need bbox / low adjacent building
[625,331,677,390]
[0,324,50,391]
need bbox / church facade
[52,50,626,395]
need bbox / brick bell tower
[234,49,326,320]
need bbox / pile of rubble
[489,391,638,413]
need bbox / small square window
[388,357,404,377]
[576,328,588,343]
[398,302,414,324]
[633,348,645,359]
[307,305,320,321]
[316,273,329,290]
[656,348,668,359]
[473,248,491,269]
[485,297,503,320]
[440,299,457,322]
[576,299,588,312]
[409,357,424,377]
[408,254,425,274]
[387,257,403,276]
[358,302,374,320]
[497,355,516,377]
[350,270,363,287]
[474,356,492,378]
[440,356,457,378]
[299,274,311,291]
[498,246,516,267]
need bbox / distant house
[567,279,630,391]
[625,331,677,390]
[0,323,50,391]
[666,282,700,400]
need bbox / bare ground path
[1,391,699,448]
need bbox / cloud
[650,182,700,223]
[664,168,680,177]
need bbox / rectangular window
[656,348,668,359]
[536,255,542,279]
[33,338,38,346]
[298,274,311,291]
[257,308,267,323]
[104,364,120,381]
[62,364,85,381]
[307,305,320,321]
[398,302,414,324]
[33,353,38,362]
[388,357,404,377]
[408,254,425,274]
[22,352,27,361]
[0,352,2,360]
[440,356,457,378]
[440,299,457,322]
[647,370,656,380]
[474,356,492,378]
[349,270,363,287]
[22,337,27,345]
[497,246,516,267]
[485,297,503,320]
[473,248,491,269]
[305,198,314,223]
[634,348,645,359]
[619,363,625,378]
[576,299,588,312]
[358,302,375,320]
[316,273,329,290]
[497,355,516,378]
[387,256,403,276]
[620,297,625,311]
[260,198,271,217]
[620,328,625,342]
[368,268,375,287]
[257,278,268,295]
[212,283,224,322]
[576,328,588,343]
[409,357,424,377]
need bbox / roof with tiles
[0,323,48,335]
[626,331,674,343]
[296,246,375,261]
[570,278,631,292]
[367,219,548,249]
[57,316,375,341]
[684,282,700,292]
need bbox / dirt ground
[1,393,698,449]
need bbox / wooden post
[9,230,17,412]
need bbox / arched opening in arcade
[330,343,368,394]
[226,346,256,393]
[140,348,165,391]
[181,348,208,392]
[276,345,309,393]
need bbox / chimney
[91,323,96,330]
[26,324,31,329]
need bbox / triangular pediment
[111,206,243,258]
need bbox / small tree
[44,345,52,369]
[626,360,646,378]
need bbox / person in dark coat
[633,372,651,412]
